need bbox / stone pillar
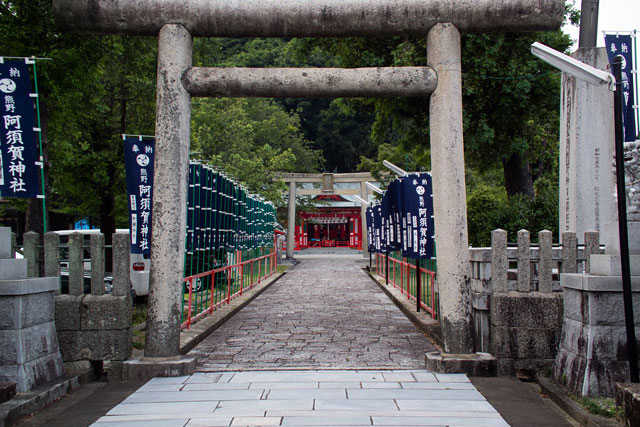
[286,181,296,259]
[559,47,616,243]
[145,24,192,358]
[360,182,369,258]
[427,23,473,354]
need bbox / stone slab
[616,382,640,427]
[602,221,640,256]
[121,357,197,381]
[490,292,563,329]
[425,352,496,377]
[590,254,640,276]
[58,329,132,362]
[122,389,262,403]
[490,326,560,360]
[0,258,27,280]
[561,273,640,292]
[95,369,509,427]
[54,295,81,330]
[80,295,131,330]
[0,277,58,296]
[0,227,11,259]
[371,416,508,426]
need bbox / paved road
[189,256,436,370]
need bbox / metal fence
[181,247,277,329]
[374,252,438,319]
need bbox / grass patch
[132,329,145,350]
[132,301,147,325]
[277,265,288,274]
[577,396,623,419]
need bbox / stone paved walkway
[90,255,511,426]
[92,370,509,426]
[189,256,436,370]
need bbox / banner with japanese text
[400,173,435,259]
[605,34,637,142]
[0,60,40,198]
[365,206,374,252]
[123,136,155,255]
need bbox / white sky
[563,0,640,48]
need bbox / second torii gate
[277,172,376,259]
[53,0,564,361]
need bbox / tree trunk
[503,152,534,199]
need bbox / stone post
[538,230,553,293]
[90,233,105,296]
[517,229,531,292]
[360,182,369,258]
[427,23,473,354]
[491,229,508,293]
[287,181,296,259]
[112,232,130,297]
[68,232,83,296]
[23,232,39,278]
[145,23,192,358]
[584,230,600,274]
[561,231,578,273]
[44,232,60,279]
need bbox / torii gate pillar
[144,24,192,358]
[427,23,473,354]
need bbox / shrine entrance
[53,0,564,358]
[299,206,362,249]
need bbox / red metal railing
[375,253,438,319]
[181,248,277,329]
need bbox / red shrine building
[295,195,363,249]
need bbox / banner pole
[30,57,47,233]
[416,258,421,312]
[633,30,639,138]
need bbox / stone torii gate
[277,172,376,259]
[53,0,563,364]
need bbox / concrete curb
[538,377,622,427]
[0,375,80,427]
[365,267,443,350]
[179,271,287,354]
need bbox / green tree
[191,97,323,206]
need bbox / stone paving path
[189,256,436,370]
[93,370,509,426]
[90,255,510,426]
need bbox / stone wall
[0,228,64,392]
[469,229,598,376]
[554,222,640,396]
[22,231,132,369]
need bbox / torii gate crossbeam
[53,0,563,362]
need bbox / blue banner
[123,137,155,255]
[381,180,402,252]
[365,206,374,252]
[373,204,384,253]
[401,173,435,259]
[605,34,637,142]
[0,60,41,198]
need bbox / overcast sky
[563,0,640,48]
